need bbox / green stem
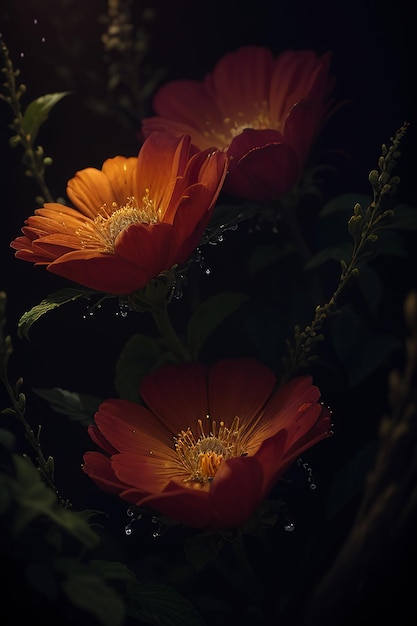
[150,303,191,364]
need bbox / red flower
[10,132,228,294]
[83,358,332,530]
[141,46,335,203]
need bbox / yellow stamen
[76,190,161,252]
[174,415,246,484]
[203,100,280,147]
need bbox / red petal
[208,358,276,426]
[82,451,128,493]
[137,482,213,529]
[139,362,210,434]
[209,455,265,528]
[94,399,174,451]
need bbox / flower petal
[82,451,129,493]
[208,358,276,426]
[139,362,210,434]
[209,455,265,528]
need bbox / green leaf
[1,454,100,548]
[115,333,166,402]
[305,242,353,270]
[203,202,262,239]
[129,583,205,626]
[331,307,402,387]
[33,387,101,427]
[319,193,373,218]
[17,287,99,339]
[22,92,70,145]
[356,265,383,318]
[187,292,249,359]
[379,203,417,230]
[325,441,379,519]
[58,559,125,626]
[88,560,139,585]
[184,531,225,572]
[247,242,295,275]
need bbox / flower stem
[150,303,191,364]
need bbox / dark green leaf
[319,193,372,218]
[0,426,16,450]
[22,92,71,144]
[62,568,125,626]
[325,441,378,519]
[33,387,101,426]
[331,307,402,387]
[247,243,295,275]
[115,333,165,402]
[382,203,417,230]
[184,531,225,572]
[1,454,100,548]
[129,583,205,626]
[357,266,383,318]
[187,292,249,359]
[203,202,262,239]
[305,242,353,270]
[17,288,99,339]
[89,559,138,584]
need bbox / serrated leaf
[115,334,165,402]
[187,292,249,359]
[33,387,101,426]
[129,583,204,626]
[17,287,98,339]
[22,92,70,144]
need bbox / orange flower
[10,132,228,294]
[142,46,335,203]
[82,358,332,530]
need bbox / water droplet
[284,521,295,532]
[34,18,38,25]
[297,457,318,490]
[151,516,167,538]
[205,268,211,275]
[41,37,46,43]
[124,507,143,535]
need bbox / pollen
[174,415,246,484]
[76,190,161,252]
[203,100,281,147]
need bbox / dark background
[1,1,417,625]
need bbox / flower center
[76,189,161,252]
[174,416,246,484]
[203,100,280,148]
